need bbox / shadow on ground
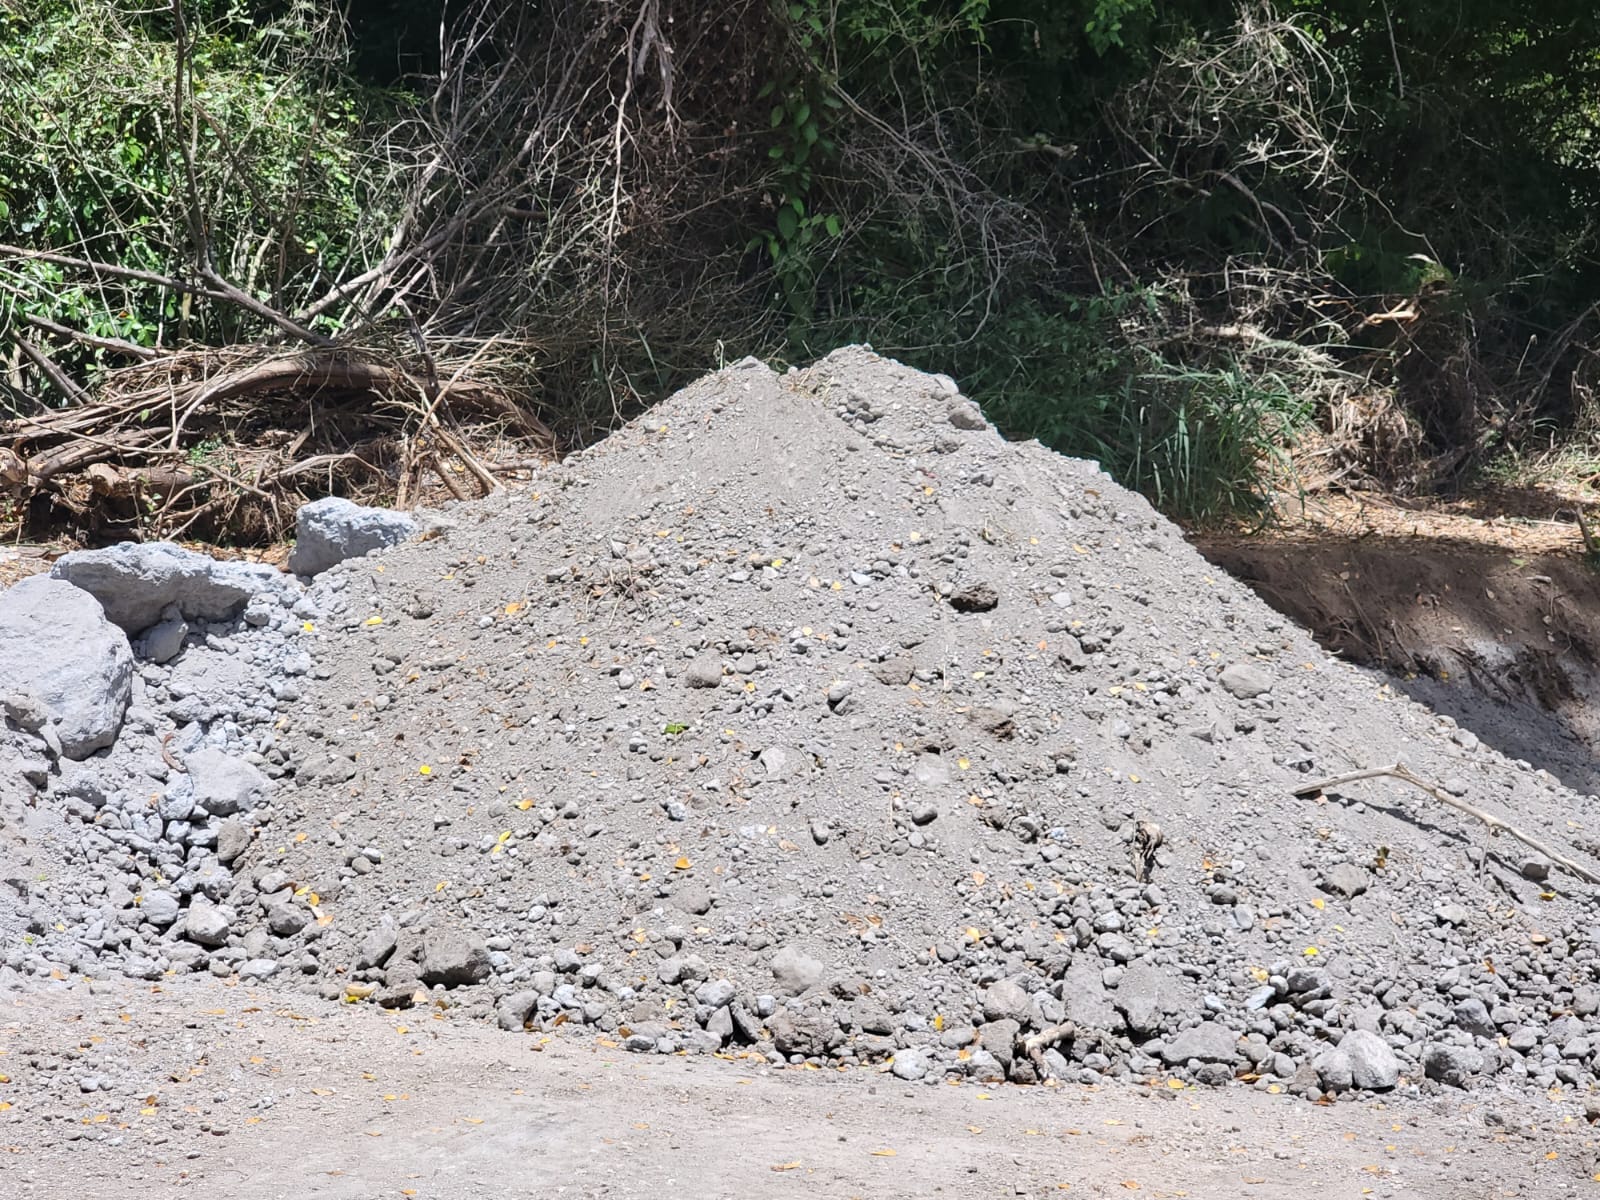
[1197,529,1600,796]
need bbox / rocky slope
[5,348,1600,1119]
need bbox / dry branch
[1293,763,1600,886]
[2,344,555,544]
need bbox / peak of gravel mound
[8,348,1600,1107]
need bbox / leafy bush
[0,0,399,389]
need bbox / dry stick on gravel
[1293,764,1600,886]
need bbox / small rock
[497,991,539,1031]
[1158,1022,1239,1066]
[1313,1047,1353,1093]
[770,944,825,996]
[188,749,271,817]
[1453,997,1496,1039]
[357,919,400,970]
[891,1050,928,1081]
[1423,1043,1482,1088]
[420,928,492,986]
[1520,858,1552,883]
[1218,663,1272,699]
[183,902,232,947]
[946,401,987,431]
[141,890,181,928]
[1320,862,1370,900]
[947,582,998,613]
[683,654,724,689]
[1338,1029,1399,1090]
[982,979,1033,1025]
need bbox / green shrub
[0,0,400,389]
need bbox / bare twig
[1293,763,1600,885]
[24,314,160,360]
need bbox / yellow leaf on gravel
[771,1162,802,1172]
[1121,1183,1140,1191]
[139,1106,157,1115]
[463,1117,484,1125]
[675,857,692,870]
[871,1148,897,1157]
[517,799,534,810]
[1303,946,1319,956]
[364,616,383,626]
[505,602,523,616]
[957,758,971,770]
[1311,898,1325,910]
[435,881,449,892]
[418,764,432,776]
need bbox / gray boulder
[188,749,271,816]
[141,890,182,928]
[1218,662,1273,699]
[1423,1043,1482,1087]
[420,927,491,986]
[356,919,400,970]
[287,497,418,577]
[183,901,232,947]
[981,978,1033,1025]
[1113,962,1184,1038]
[0,577,133,759]
[1158,1022,1240,1065]
[1338,1029,1400,1090]
[1313,1047,1354,1093]
[52,542,290,631]
[769,944,825,996]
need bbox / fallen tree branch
[1293,763,1600,885]
[15,337,91,406]
[24,313,160,360]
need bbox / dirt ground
[1199,486,1600,796]
[0,978,1585,1200]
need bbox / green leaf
[770,104,785,129]
[776,207,799,240]
[824,214,841,237]
[663,722,689,736]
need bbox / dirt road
[0,978,1577,1199]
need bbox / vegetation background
[3,0,1597,528]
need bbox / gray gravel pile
[7,347,1600,1112]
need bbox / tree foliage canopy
[4,0,1598,528]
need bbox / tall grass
[907,292,1315,524]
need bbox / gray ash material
[7,348,1600,1116]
